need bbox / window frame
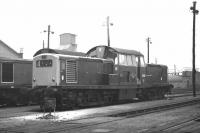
[119,54,127,66]
[118,54,139,67]
[1,62,14,83]
[140,56,145,67]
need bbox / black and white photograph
[0,0,200,132]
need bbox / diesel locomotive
[32,46,172,109]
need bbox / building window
[2,63,14,83]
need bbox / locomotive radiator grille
[66,60,78,83]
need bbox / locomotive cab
[86,45,145,86]
[87,45,172,100]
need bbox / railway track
[144,113,200,133]
[44,97,200,133]
[2,96,200,133]
[0,94,195,121]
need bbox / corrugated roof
[113,47,143,56]
[33,48,85,57]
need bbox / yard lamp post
[190,1,198,97]
[43,25,54,49]
[106,16,113,47]
[146,37,152,64]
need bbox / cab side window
[119,54,126,65]
[140,57,145,67]
[114,56,118,65]
[119,54,139,66]
[126,55,133,66]
[131,55,137,66]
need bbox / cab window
[88,50,97,57]
[119,54,138,66]
[97,47,105,58]
[119,54,126,65]
[131,55,137,66]
[140,57,145,67]
[136,57,139,66]
[114,56,118,65]
[127,55,133,66]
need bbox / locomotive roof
[33,48,85,57]
[86,45,143,56]
[34,53,114,63]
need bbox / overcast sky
[0,0,199,71]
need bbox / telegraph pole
[106,16,113,47]
[190,1,199,97]
[44,25,54,49]
[174,64,176,75]
[107,16,110,47]
[146,37,152,63]
[42,40,45,49]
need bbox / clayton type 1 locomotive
[32,46,172,109]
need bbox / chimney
[59,33,77,51]
[19,48,23,58]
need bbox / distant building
[59,33,77,52]
[0,40,23,59]
[168,71,200,90]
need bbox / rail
[1,96,200,133]
[144,113,200,133]
[26,97,200,132]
